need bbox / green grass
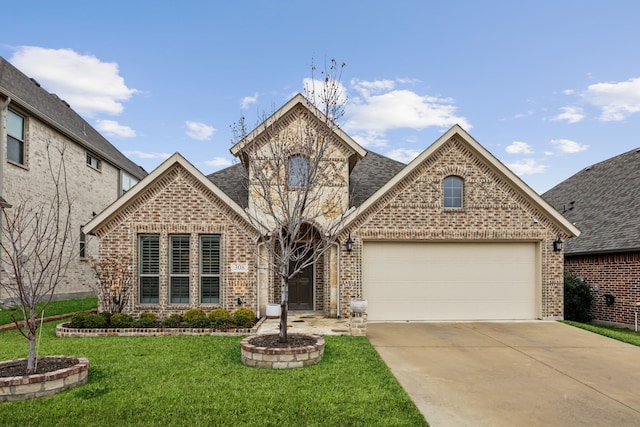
[0,297,97,326]
[0,321,427,426]
[562,320,640,346]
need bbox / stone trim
[240,334,325,369]
[0,356,90,402]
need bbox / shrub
[190,317,211,328]
[208,308,232,326]
[69,312,92,328]
[233,308,256,327]
[564,272,593,322]
[99,311,112,326]
[161,314,183,328]
[69,312,108,328]
[132,316,157,328]
[110,313,134,328]
[183,308,207,325]
[139,311,157,323]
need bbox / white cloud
[552,106,585,124]
[345,85,471,135]
[351,130,389,148]
[505,141,533,154]
[583,77,640,121]
[95,120,136,138]
[123,150,172,160]
[10,46,138,116]
[385,148,421,164]
[204,157,233,168]
[241,93,259,109]
[303,77,348,115]
[550,139,589,153]
[504,159,547,175]
[185,121,215,140]
[350,78,396,97]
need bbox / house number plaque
[230,263,248,273]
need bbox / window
[139,235,160,303]
[288,155,309,188]
[86,153,101,170]
[443,176,463,208]
[120,171,138,195]
[79,230,86,258]
[200,235,220,303]
[7,109,25,164]
[170,235,190,304]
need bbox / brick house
[543,148,640,327]
[0,56,147,301]
[83,94,578,321]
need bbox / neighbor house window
[86,153,101,170]
[7,109,25,164]
[120,171,138,195]
[170,235,190,304]
[443,176,463,208]
[200,235,220,303]
[288,154,309,188]
[79,230,86,258]
[139,235,160,303]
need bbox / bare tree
[90,255,133,315]
[232,59,351,342]
[0,144,76,374]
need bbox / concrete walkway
[368,322,640,427]
[256,311,351,336]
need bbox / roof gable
[543,147,640,254]
[83,153,253,235]
[345,125,580,237]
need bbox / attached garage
[362,242,538,321]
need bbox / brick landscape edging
[55,318,263,337]
[0,356,90,402]
[240,334,325,369]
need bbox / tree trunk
[26,311,37,374]
[279,275,288,343]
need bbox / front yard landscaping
[0,320,427,426]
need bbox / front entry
[288,263,313,310]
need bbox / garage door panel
[362,242,536,321]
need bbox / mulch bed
[248,333,318,348]
[0,357,78,377]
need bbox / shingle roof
[0,56,146,180]
[542,148,640,255]
[206,151,406,209]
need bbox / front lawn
[562,320,640,347]
[0,321,427,426]
[0,297,97,326]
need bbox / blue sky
[2,0,640,193]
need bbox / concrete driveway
[368,322,640,427]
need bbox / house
[0,56,147,301]
[543,148,640,327]
[83,94,578,321]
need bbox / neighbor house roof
[543,148,640,255]
[0,56,146,180]
[343,124,581,237]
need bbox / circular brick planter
[0,356,90,402]
[240,334,325,369]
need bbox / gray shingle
[0,56,146,180]
[543,148,640,254]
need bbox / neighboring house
[83,94,578,321]
[543,148,640,327]
[0,56,147,301]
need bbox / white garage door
[362,242,537,321]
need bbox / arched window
[443,176,463,208]
[288,154,309,188]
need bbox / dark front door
[288,263,313,310]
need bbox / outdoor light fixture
[553,235,563,252]
[237,297,243,306]
[345,234,354,252]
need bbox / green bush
[208,308,232,326]
[233,308,256,327]
[69,312,92,328]
[564,272,593,322]
[161,314,183,327]
[69,312,108,328]
[183,308,207,324]
[132,316,157,328]
[190,317,211,328]
[139,311,157,322]
[99,311,112,326]
[110,313,134,328]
